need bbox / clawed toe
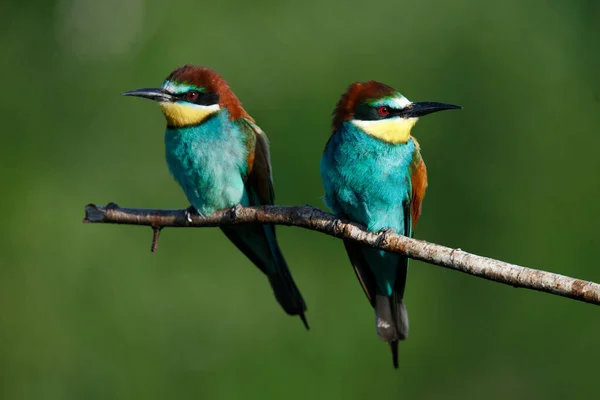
[185,205,198,223]
[229,204,243,220]
[379,227,396,235]
[106,202,119,210]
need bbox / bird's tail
[375,294,409,369]
[264,225,308,329]
[268,263,309,329]
[220,224,308,329]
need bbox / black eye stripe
[177,91,219,106]
[354,103,406,121]
[389,108,405,117]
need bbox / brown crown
[166,65,252,121]
[332,81,397,132]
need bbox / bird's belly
[337,173,409,233]
[325,159,410,295]
[323,145,412,234]
[321,130,416,296]
[165,136,246,215]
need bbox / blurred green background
[1,0,599,398]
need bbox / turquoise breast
[321,122,416,295]
[164,111,249,215]
[321,122,415,235]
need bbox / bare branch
[83,203,600,306]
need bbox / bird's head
[122,65,251,128]
[332,81,460,144]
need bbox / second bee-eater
[321,81,460,367]
[123,65,308,328]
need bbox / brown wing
[242,119,275,206]
[409,138,428,230]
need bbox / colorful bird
[321,81,460,367]
[122,65,308,328]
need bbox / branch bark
[83,203,600,306]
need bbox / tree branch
[83,203,600,306]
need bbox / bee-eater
[122,65,308,328]
[320,81,460,367]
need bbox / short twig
[151,226,162,253]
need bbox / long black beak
[403,102,461,118]
[121,88,173,102]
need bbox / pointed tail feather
[221,225,308,329]
[268,268,309,329]
[264,226,308,329]
[390,341,399,369]
[375,294,409,368]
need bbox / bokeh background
[2,0,599,398]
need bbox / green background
[2,0,599,398]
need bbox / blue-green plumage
[321,80,459,368]
[165,110,250,216]
[165,111,286,276]
[321,122,416,295]
[322,117,416,368]
[166,107,307,326]
[122,65,308,327]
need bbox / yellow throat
[159,103,220,127]
[352,117,418,144]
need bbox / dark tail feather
[390,341,399,369]
[266,225,308,329]
[300,312,310,330]
[268,268,309,329]
[221,225,308,329]
[375,294,409,368]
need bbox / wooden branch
[83,203,600,306]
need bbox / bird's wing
[240,119,275,206]
[344,194,411,345]
[346,143,426,344]
[390,142,427,301]
[344,238,377,307]
[220,118,277,276]
[343,190,413,307]
[220,119,307,319]
[409,139,428,231]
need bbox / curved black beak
[121,88,173,103]
[403,102,461,118]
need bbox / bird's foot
[229,204,243,221]
[105,202,119,211]
[377,227,396,247]
[185,205,199,223]
[379,227,397,236]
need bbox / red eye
[378,106,389,116]
[186,91,199,102]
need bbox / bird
[320,81,460,367]
[122,65,308,328]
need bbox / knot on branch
[289,206,307,225]
[450,248,462,264]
